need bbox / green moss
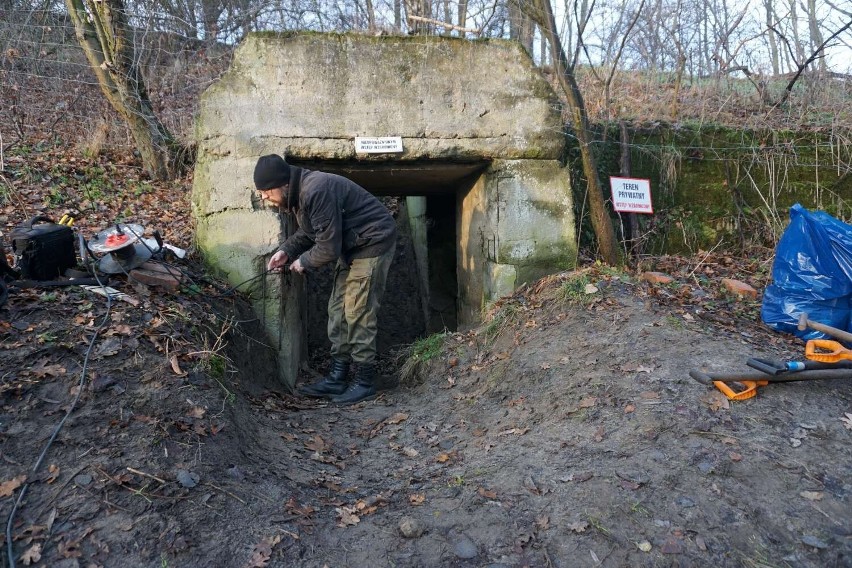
[571,123,852,253]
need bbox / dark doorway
[425,194,458,333]
[293,159,488,361]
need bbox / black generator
[10,216,77,281]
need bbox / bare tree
[65,0,185,180]
[508,0,534,55]
[770,16,852,108]
[805,0,826,72]
[524,0,622,265]
[762,0,780,74]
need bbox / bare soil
[1,245,850,568]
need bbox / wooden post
[619,121,640,257]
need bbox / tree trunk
[620,121,640,257]
[365,0,377,31]
[65,0,183,180]
[525,0,622,266]
[508,0,534,56]
[763,0,780,74]
[805,0,825,72]
[457,0,467,36]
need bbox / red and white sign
[609,176,653,214]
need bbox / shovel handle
[805,339,852,363]
[713,380,767,401]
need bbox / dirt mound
[2,259,849,567]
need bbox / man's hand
[289,258,306,274]
[267,250,289,272]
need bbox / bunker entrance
[292,159,488,359]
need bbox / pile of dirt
[1,253,850,567]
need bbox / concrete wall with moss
[193,32,577,387]
[587,125,852,253]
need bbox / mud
[1,265,850,568]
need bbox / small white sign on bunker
[609,176,653,214]
[355,136,403,153]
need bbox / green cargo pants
[327,243,396,365]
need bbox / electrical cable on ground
[5,267,112,568]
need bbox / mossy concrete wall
[193,32,577,388]
[589,125,852,253]
[458,160,575,325]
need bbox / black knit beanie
[253,154,291,190]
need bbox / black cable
[5,267,112,568]
[109,224,274,297]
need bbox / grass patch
[556,273,595,305]
[398,332,448,385]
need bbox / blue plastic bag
[761,204,852,339]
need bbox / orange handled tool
[689,369,852,401]
[805,339,852,363]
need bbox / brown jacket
[280,167,397,269]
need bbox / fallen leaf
[841,413,852,430]
[578,397,597,408]
[695,535,707,551]
[21,543,42,565]
[729,452,742,462]
[637,541,652,552]
[567,521,588,533]
[243,535,282,568]
[639,391,660,399]
[573,471,594,482]
[0,475,26,497]
[94,337,122,358]
[28,359,66,379]
[478,486,497,499]
[170,355,186,376]
[800,491,824,501]
[408,493,425,505]
[187,406,206,419]
[401,447,419,458]
[436,453,451,463]
[386,413,409,425]
[624,404,635,413]
[702,390,730,412]
[304,435,326,453]
[46,464,60,484]
[336,506,360,527]
[536,515,550,530]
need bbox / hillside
[1,146,850,565]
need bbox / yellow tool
[58,215,75,227]
[805,339,852,363]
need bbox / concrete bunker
[192,33,578,389]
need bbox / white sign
[355,136,403,153]
[609,176,653,214]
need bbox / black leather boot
[298,358,350,398]
[331,363,377,405]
